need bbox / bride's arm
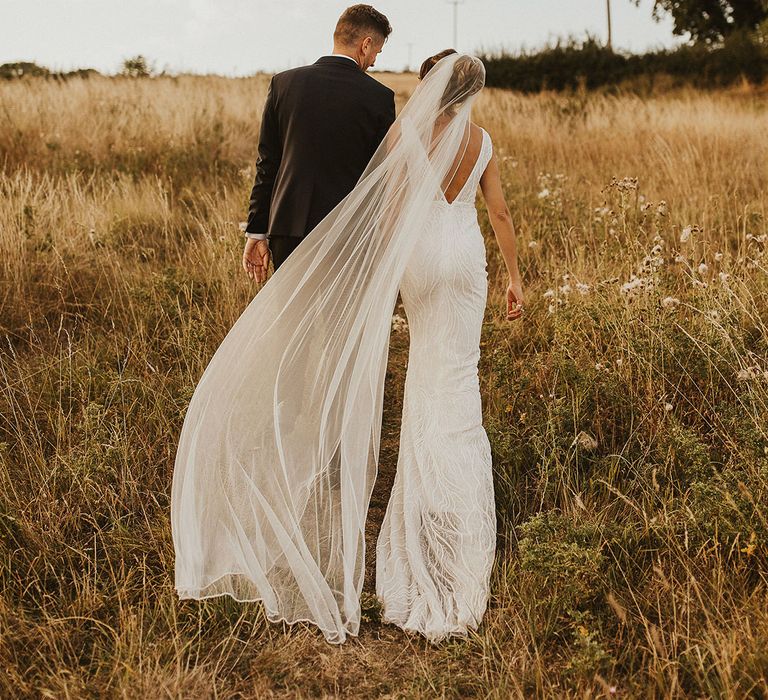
[479,151,525,321]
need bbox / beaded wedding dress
[376,127,496,641]
[171,53,495,645]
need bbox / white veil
[171,53,486,644]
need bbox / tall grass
[1,74,767,697]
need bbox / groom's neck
[331,45,360,66]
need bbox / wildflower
[664,402,673,412]
[657,201,668,216]
[391,314,408,332]
[620,276,646,296]
[573,431,598,451]
[576,282,590,296]
[559,283,572,295]
[528,240,539,249]
[594,206,611,220]
[661,296,680,308]
[709,310,720,321]
[736,368,757,382]
[692,280,708,289]
[674,254,686,263]
[680,226,692,243]
[543,289,555,299]
[714,252,724,262]
[537,188,550,199]
[741,532,757,557]
[548,303,556,314]
[615,358,623,367]
[719,272,730,283]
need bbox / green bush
[480,32,768,92]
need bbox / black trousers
[268,236,303,271]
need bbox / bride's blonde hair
[419,49,485,115]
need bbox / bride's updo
[418,49,485,114]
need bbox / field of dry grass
[1,71,767,698]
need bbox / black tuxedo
[246,56,396,268]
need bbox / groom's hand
[243,238,271,283]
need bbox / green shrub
[480,32,768,93]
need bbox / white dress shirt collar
[327,53,359,65]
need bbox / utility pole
[446,0,464,49]
[606,0,613,50]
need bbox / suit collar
[315,55,362,72]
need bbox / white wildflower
[573,431,598,451]
[680,226,692,243]
[664,402,673,412]
[657,201,668,216]
[391,314,408,332]
[698,262,709,275]
[543,289,555,299]
[714,252,724,262]
[528,240,539,249]
[621,276,645,296]
[661,296,680,309]
[576,282,591,296]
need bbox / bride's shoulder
[470,123,494,158]
[471,122,493,145]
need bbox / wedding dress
[171,53,493,645]
[376,127,496,641]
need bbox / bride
[171,50,524,644]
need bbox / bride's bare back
[438,122,485,204]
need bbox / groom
[242,4,396,282]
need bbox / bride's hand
[506,280,525,321]
[243,239,271,283]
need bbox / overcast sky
[2,0,683,75]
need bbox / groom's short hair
[334,4,392,45]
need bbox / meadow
[1,71,767,698]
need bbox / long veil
[171,53,486,644]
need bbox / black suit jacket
[245,56,396,239]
